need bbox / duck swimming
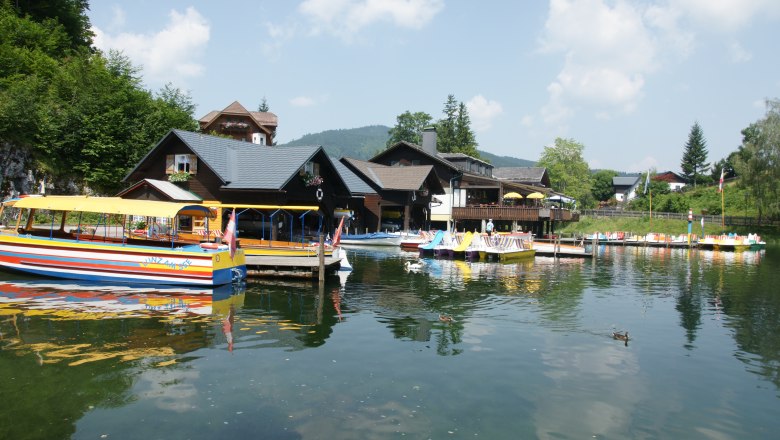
[613,331,629,345]
[439,314,454,323]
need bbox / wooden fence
[580,209,780,227]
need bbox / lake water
[1,244,779,439]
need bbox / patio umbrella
[526,192,545,199]
[503,192,523,199]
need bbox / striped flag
[718,168,725,193]
[223,209,237,259]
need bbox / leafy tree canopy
[733,98,780,220]
[591,169,618,202]
[386,111,432,147]
[537,137,593,208]
[1,4,198,196]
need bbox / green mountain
[279,125,536,167]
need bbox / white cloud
[539,0,657,120]
[92,7,209,84]
[298,0,444,39]
[466,95,503,131]
[728,41,752,63]
[290,96,317,107]
[675,0,780,31]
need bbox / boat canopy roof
[205,202,321,212]
[4,196,213,218]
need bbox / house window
[166,154,198,175]
[176,154,192,173]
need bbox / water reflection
[0,245,778,439]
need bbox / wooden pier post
[318,234,325,282]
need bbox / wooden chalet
[368,131,573,236]
[122,129,351,241]
[199,101,278,146]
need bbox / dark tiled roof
[613,176,640,186]
[124,130,323,190]
[493,167,547,181]
[174,130,320,189]
[332,160,376,194]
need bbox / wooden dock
[245,255,343,279]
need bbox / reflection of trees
[702,249,780,389]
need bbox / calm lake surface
[1,244,779,439]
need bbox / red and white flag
[332,216,345,247]
[718,168,725,193]
[223,209,237,259]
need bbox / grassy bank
[558,215,780,243]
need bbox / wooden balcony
[452,206,573,222]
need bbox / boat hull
[0,234,246,286]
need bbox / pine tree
[454,102,479,157]
[436,95,459,153]
[680,121,710,187]
[258,97,269,112]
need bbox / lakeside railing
[452,206,572,222]
[580,209,780,227]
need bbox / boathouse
[122,129,351,241]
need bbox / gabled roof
[341,158,436,191]
[613,176,641,187]
[653,171,687,183]
[493,167,547,182]
[116,178,202,201]
[438,152,492,168]
[125,130,335,191]
[332,160,376,195]
[198,100,278,129]
[370,141,459,172]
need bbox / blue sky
[88,0,780,173]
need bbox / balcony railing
[452,206,573,222]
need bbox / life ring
[200,242,220,250]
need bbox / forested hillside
[280,125,536,167]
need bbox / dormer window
[166,154,198,175]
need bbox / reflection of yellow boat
[0,280,243,318]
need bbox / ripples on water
[1,245,778,439]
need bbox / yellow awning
[205,203,321,212]
[7,196,212,218]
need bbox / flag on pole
[718,168,725,193]
[223,209,237,259]
[643,170,650,194]
[332,216,345,247]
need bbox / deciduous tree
[537,137,592,208]
[386,111,433,146]
[733,99,780,220]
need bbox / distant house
[198,101,278,146]
[613,175,642,202]
[122,129,351,238]
[653,171,687,191]
[493,167,551,189]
